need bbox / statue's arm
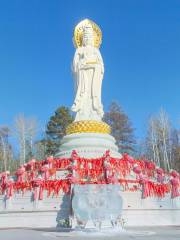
[96,49,104,74]
[72,48,80,73]
[72,49,81,92]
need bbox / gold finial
[73,19,102,48]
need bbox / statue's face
[82,25,94,47]
[82,36,94,46]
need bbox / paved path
[0,226,180,240]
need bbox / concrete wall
[0,191,179,228]
[0,209,180,228]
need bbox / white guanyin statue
[71,20,104,121]
[57,19,122,159]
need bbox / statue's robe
[72,46,104,121]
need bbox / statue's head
[74,19,102,48]
[82,23,94,47]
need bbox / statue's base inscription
[72,184,123,229]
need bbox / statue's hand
[79,64,91,70]
[81,62,101,70]
[77,62,87,70]
[79,64,86,69]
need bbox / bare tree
[146,109,172,171]
[146,117,160,166]
[171,129,180,171]
[14,114,38,164]
[15,115,26,164]
[0,126,11,171]
[158,109,171,170]
[26,117,38,154]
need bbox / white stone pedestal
[56,133,122,158]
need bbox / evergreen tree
[45,106,74,155]
[103,102,135,153]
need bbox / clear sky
[0,0,180,141]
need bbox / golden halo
[73,19,102,48]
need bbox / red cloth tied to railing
[40,164,50,180]
[27,171,36,181]
[5,178,14,199]
[144,160,156,177]
[53,158,71,169]
[133,164,142,175]
[0,152,179,201]
[170,177,180,198]
[15,166,26,183]
[50,179,71,196]
[26,159,36,171]
[13,181,31,193]
[170,171,180,199]
[152,182,170,198]
[123,153,134,164]
[66,173,78,184]
[138,178,170,199]
[139,176,151,199]
[0,171,10,193]
[156,168,165,184]
[32,178,45,200]
[46,156,54,168]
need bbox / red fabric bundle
[5,178,14,199]
[156,168,165,184]
[15,166,26,183]
[170,177,180,198]
[32,178,45,200]
[0,171,10,193]
[40,164,50,180]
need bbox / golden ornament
[66,120,111,135]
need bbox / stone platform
[0,190,179,228]
[1,226,180,240]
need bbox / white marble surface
[1,226,180,240]
[0,209,180,228]
[0,191,179,228]
[57,133,122,158]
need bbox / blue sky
[0,0,180,141]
